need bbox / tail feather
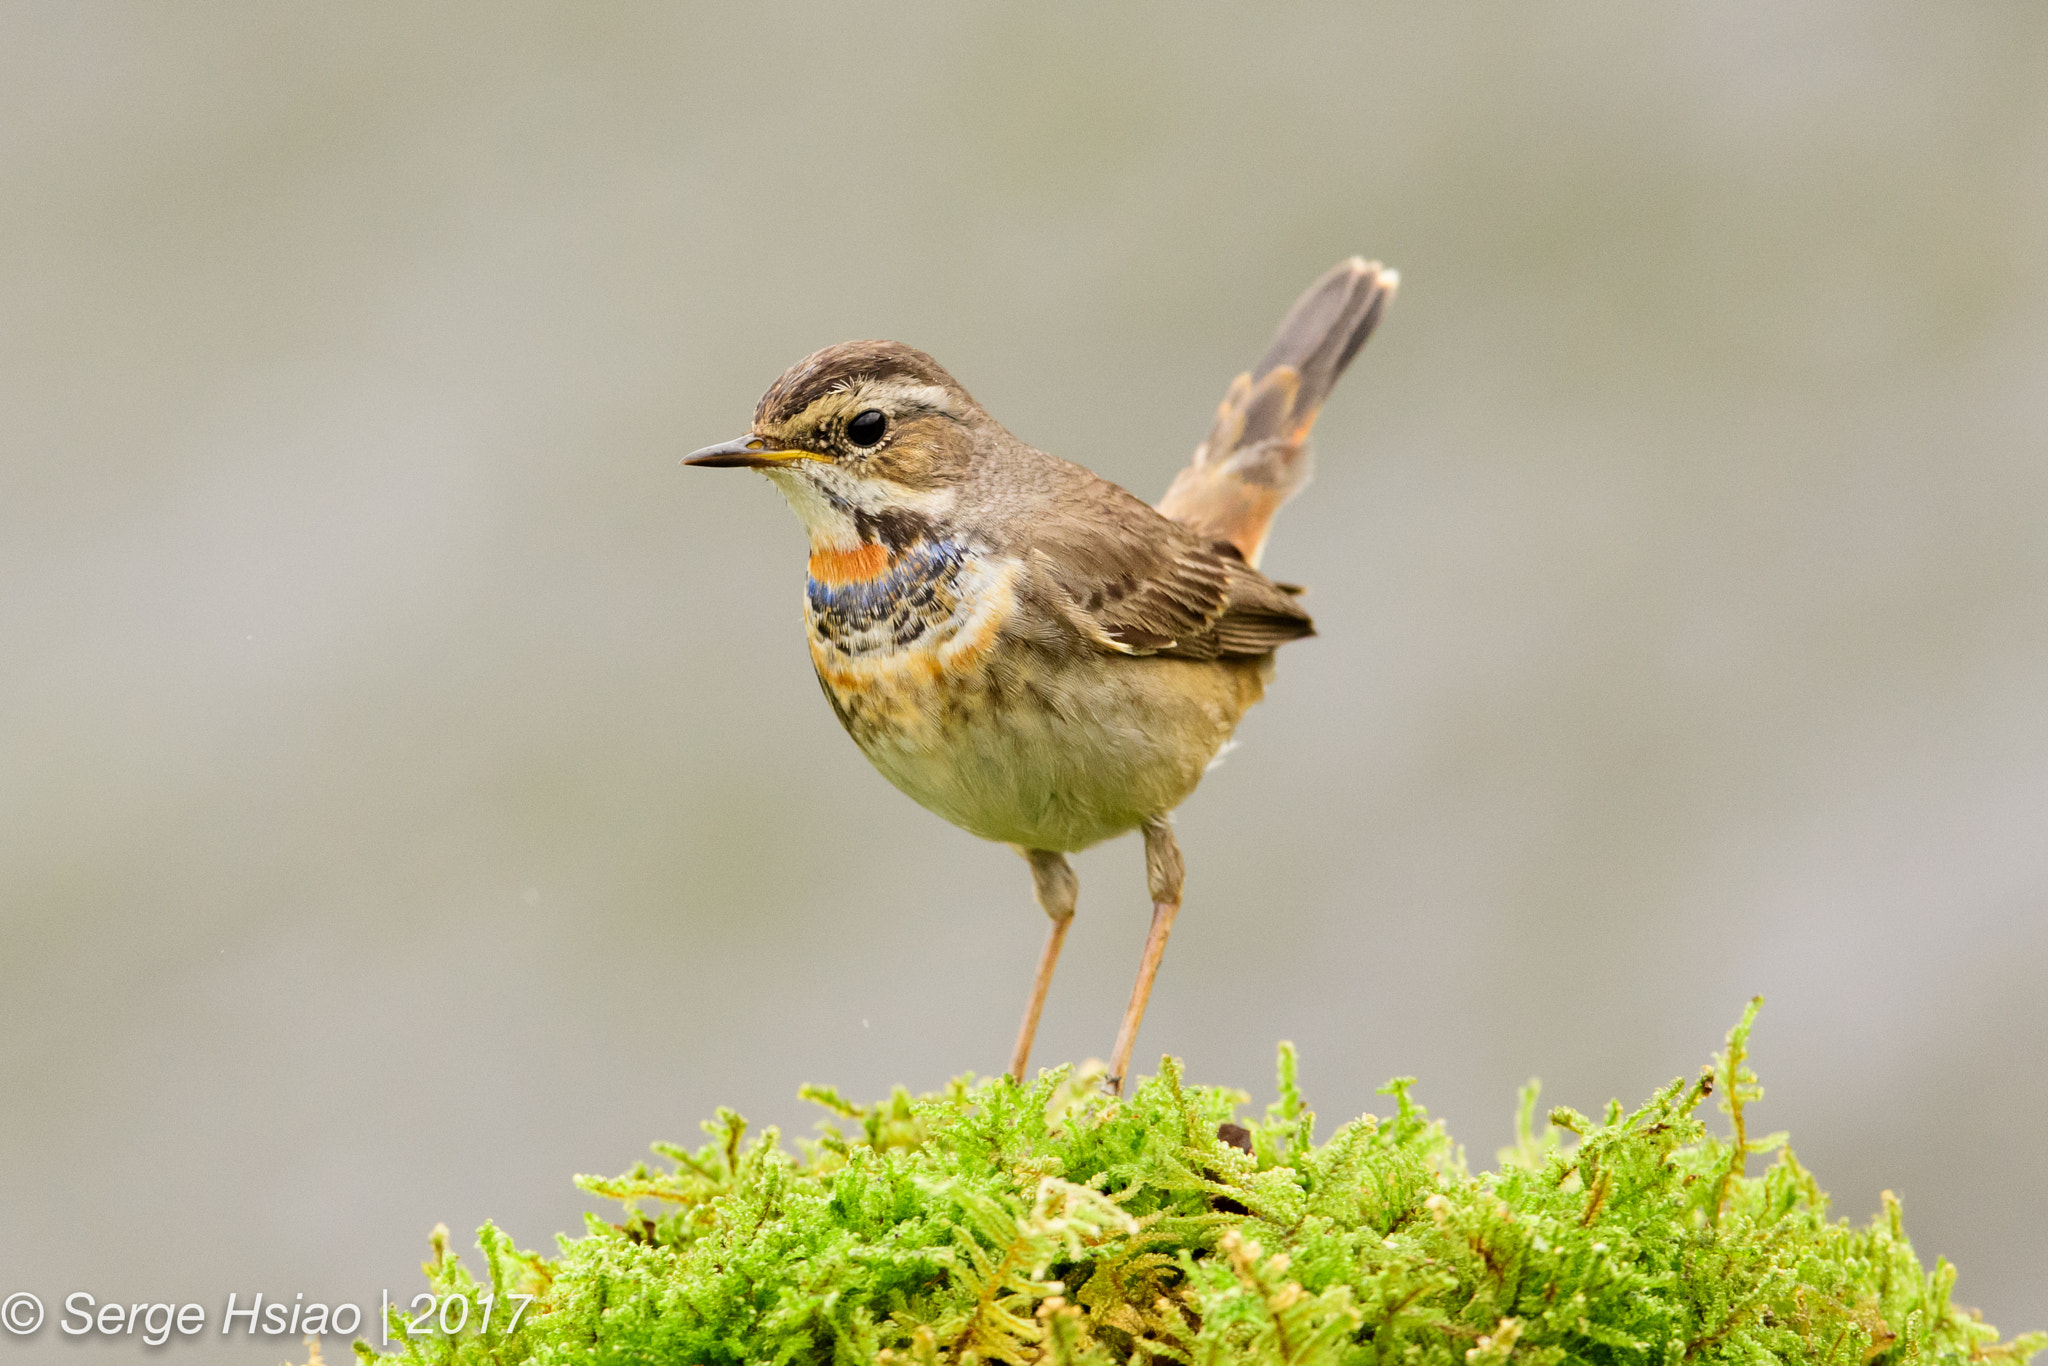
[1158,257,1396,567]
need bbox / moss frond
[366,1011,2042,1366]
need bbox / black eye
[846,409,887,447]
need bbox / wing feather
[1021,472,1313,661]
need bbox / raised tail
[1157,257,1396,567]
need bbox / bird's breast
[802,537,1261,851]
[805,539,1017,706]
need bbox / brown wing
[1022,473,1313,661]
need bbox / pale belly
[805,547,1269,852]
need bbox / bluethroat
[686,258,1395,1092]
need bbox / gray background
[2,4,2043,1360]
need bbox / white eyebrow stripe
[848,379,958,415]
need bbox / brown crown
[754,340,974,426]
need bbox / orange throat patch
[807,542,891,585]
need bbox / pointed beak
[683,435,823,468]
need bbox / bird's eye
[846,409,887,447]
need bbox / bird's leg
[1009,848,1078,1083]
[1107,817,1185,1096]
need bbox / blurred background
[2,3,2044,1359]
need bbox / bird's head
[686,340,984,552]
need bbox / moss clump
[362,1002,2040,1365]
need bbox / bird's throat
[807,542,892,585]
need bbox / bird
[685,257,1395,1093]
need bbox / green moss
[362,1001,2041,1365]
